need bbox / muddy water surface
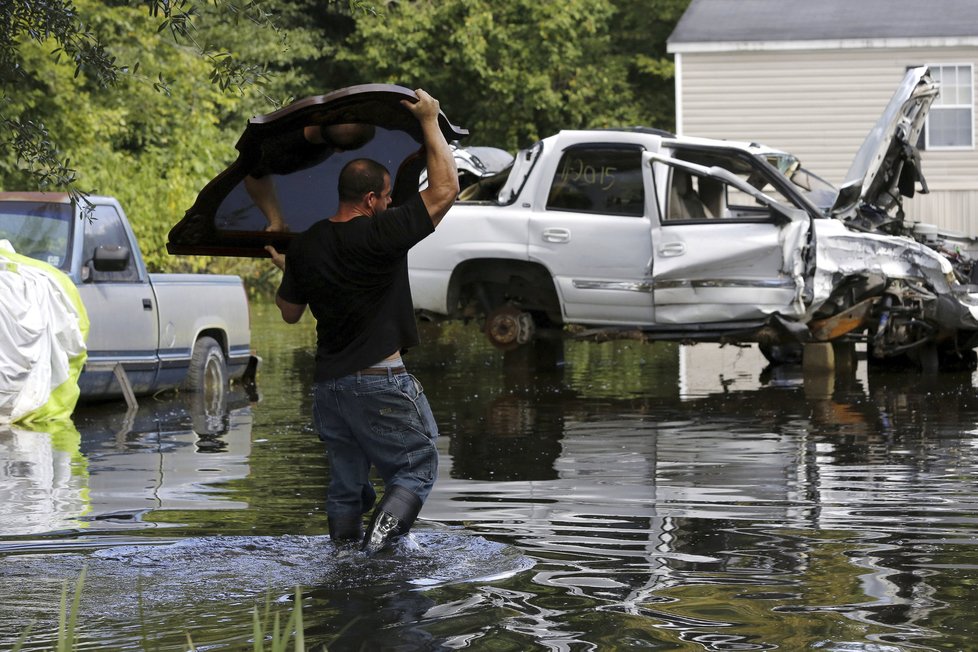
[3,299,978,650]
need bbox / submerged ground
[2,299,978,650]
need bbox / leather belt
[358,366,406,376]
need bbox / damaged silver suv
[405,67,978,371]
[169,70,978,372]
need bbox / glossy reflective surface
[3,300,978,650]
[166,84,468,258]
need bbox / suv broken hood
[831,66,939,222]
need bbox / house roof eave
[667,36,978,54]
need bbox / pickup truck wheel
[188,374,229,436]
[485,305,536,351]
[185,336,229,394]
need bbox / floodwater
[3,299,978,651]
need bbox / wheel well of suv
[447,259,563,326]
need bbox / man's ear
[363,192,378,212]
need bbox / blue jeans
[312,368,439,522]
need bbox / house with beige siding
[667,0,978,235]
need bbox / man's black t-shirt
[277,194,434,380]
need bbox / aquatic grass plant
[11,626,32,652]
[187,587,308,652]
[12,567,86,652]
[246,586,305,652]
[14,569,312,652]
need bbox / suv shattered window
[764,153,837,214]
[495,141,544,206]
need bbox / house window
[927,64,974,149]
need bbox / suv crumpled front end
[656,67,978,370]
[801,67,978,369]
[807,218,978,368]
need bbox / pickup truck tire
[184,336,229,394]
[188,373,229,436]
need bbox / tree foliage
[334,0,638,150]
[1,1,300,200]
[0,0,347,274]
[0,0,689,287]
[334,0,688,150]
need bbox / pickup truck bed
[78,272,253,398]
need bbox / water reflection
[0,422,87,535]
[3,306,978,650]
[0,388,253,537]
[413,325,978,650]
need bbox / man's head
[338,158,392,214]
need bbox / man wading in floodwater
[266,89,459,554]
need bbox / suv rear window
[546,146,644,217]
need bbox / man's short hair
[338,159,389,202]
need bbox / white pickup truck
[408,68,978,371]
[0,192,256,401]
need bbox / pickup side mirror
[92,244,131,272]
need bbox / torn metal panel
[808,219,960,313]
[809,297,876,341]
[645,152,811,324]
[833,67,939,222]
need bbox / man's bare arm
[266,245,306,323]
[401,89,459,227]
[275,293,306,324]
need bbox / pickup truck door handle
[143,298,153,310]
[658,242,686,257]
[542,227,571,244]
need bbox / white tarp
[0,240,89,424]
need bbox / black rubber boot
[361,483,377,515]
[328,513,363,544]
[361,485,422,555]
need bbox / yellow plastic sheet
[0,242,89,424]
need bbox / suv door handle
[542,227,571,243]
[659,242,686,257]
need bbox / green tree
[0,0,294,198]
[333,0,690,149]
[0,0,355,278]
[2,2,248,269]
[612,0,691,132]
[335,0,644,151]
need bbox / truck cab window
[83,204,139,282]
[0,201,72,270]
[546,147,644,217]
